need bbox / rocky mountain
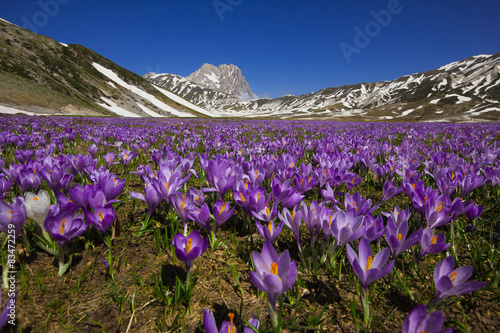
[0,17,203,118]
[186,63,256,99]
[145,53,500,122]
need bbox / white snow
[429,99,440,104]
[398,109,414,117]
[96,97,141,117]
[59,42,68,47]
[468,107,500,116]
[92,63,194,118]
[107,81,116,88]
[137,103,165,118]
[0,105,49,116]
[204,72,218,84]
[379,116,393,120]
[444,94,471,104]
[437,79,448,90]
[152,85,214,117]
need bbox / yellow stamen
[436,202,443,212]
[411,183,416,189]
[431,235,438,245]
[265,204,270,216]
[221,202,226,214]
[98,211,104,221]
[240,193,246,202]
[228,313,235,333]
[292,211,296,220]
[449,271,457,282]
[268,221,273,235]
[366,256,373,270]
[397,233,402,242]
[186,238,192,254]
[60,219,66,234]
[270,262,279,275]
[423,196,428,204]
[33,197,38,201]
[328,215,333,227]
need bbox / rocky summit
[186,63,256,100]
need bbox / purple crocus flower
[255,219,284,243]
[249,241,297,311]
[44,212,87,246]
[103,151,118,168]
[434,256,486,301]
[85,204,116,234]
[465,204,484,220]
[251,201,278,223]
[344,192,373,217]
[130,181,162,216]
[330,209,365,247]
[402,304,452,333]
[172,194,195,232]
[346,237,394,290]
[320,183,341,205]
[386,216,421,258]
[0,196,26,240]
[301,200,322,243]
[0,290,16,329]
[418,227,449,261]
[118,149,136,165]
[0,176,12,199]
[204,308,260,333]
[172,229,208,274]
[381,180,402,203]
[99,174,126,201]
[205,160,235,199]
[188,203,211,233]
[278,205,302,253]
[363,214,386,243]
[381,206,411,227]
[213,200,235,230]
[271,177,304,209]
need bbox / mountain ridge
[145,52,500,122]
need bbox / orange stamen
[186,238,192,254]
[366,256,373,270]
[60,219,66,234]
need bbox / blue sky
[1,0,500,98]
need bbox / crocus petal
[203,308,218,333]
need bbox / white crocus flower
[25,190,51,230]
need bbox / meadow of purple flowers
[0,115,499,332]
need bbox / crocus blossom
[346,237,394,290]
[434,256,486,300]
[249,241,297,310]
[402,304,452,333]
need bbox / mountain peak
[186,63,256,100]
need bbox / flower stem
[360,287,370,328]
[267,298,279,332]
[58,244,66,276]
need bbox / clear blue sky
[1,0,500,98]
